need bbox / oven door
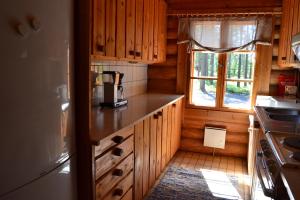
[251,152,274,200]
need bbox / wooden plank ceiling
[166,0,282,11]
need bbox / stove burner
[283,136,300,149]
[292,152,300,161]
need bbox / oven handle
[256,152,275,198]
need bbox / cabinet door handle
[112,169,124,177]
[96,44,105,52]
[157,111,162,116]
[172,103,176,107]
[113,188,124,196]
[135,51,141,57]
[112,148,124,157]
[111,136,124,144]
[154,114,158,119]
[153,54,158,59]
[129,50,135,56]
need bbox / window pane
[191,79,217,107]
[223,81,252,109]
[193,52,219,78]
[226,52,255,79]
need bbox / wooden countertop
[90,93,184,145]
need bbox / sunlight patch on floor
[201,169,245,200]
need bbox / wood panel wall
[148,17,178,93]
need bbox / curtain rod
[167,9,282,17]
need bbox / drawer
[102,171,133,200]
[96,136,134,179]
[95,126,134,158]
[121,188,132,200]
[96,153,133,199]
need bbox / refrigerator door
[0,155,77,200]
[0,0,75,196]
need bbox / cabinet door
[105,0,116,57]
[142,0,150,61]
[156,111,163,178]
[278,0,300,67]
[157,0,167,62]
[116,0,126,58]
[153,0,159,62]
[135,0,143,60]
[176,99,182,151]
[161,107,168,170]
[148,0,155,61]
[93,0,106,55]
[134,121,143,200]
[149,114,157,187]
[166,105,172,163]
[126,0,135,59]
[142,118,150,197]
[170,103,177,158]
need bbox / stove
[266,132,300,168]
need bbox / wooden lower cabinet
[134,99,183,200]
[94,128,134,200]
[94,98,183,200]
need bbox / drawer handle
[96,44,105,52]
[153,54,158,59]
[113,188,124,196]
[112,148,124,157]
[157,111,162,116]
[129,50,135,56]
[111,136,124,144]
[154,114,158,119]
[172,103,176,107]
[112,169,124,177]
[135,51,141,57]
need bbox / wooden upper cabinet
[116,0,126,58]
[93,0,106,55]
[278,0,300,67]
[142,0,150,61]
[148,0,155,61]
[135,0,144,60]
[105,0,116,57]
[92,0,167,63]
[153,0,160,62]
[157,0,167,62]
[126,0,136,59]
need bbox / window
[189,50,255,110]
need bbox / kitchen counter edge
[90,93,185,146]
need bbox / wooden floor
[164,151,250,200]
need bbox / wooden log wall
[181,109,249,158]
[148,17,178,93]
[148,1,299,159]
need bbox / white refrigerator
[0,0,77,199]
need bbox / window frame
[187,49,257,113]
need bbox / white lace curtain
[178,16,273,53]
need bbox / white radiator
[203,127,226,149]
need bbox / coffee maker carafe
[101,71,128,107]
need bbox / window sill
[186,103,254,114]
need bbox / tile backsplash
[91,60,148,104]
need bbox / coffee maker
[101,71,128,108]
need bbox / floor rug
[145,166,244,200]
